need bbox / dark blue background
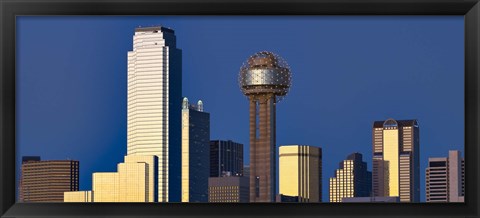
[16,16,464,202]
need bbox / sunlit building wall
[92,172,119,202]
[123,155,158,202]
[181,98,210,202]
[92,155,157,202]
[127,26,182,202]
[426,150,465,202]
[64,191,93,202]
[279,145,322,202]
[372,119,420,202]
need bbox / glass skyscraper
[181,98,210,202]
[209,140,244,177]
[372,119,420,202]
[127,26,182,202]
[329,153,372,202]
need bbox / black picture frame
[1,0,479,217]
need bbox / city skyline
[16,16,464,202]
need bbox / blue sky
[16,16,464,202]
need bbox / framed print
[1,0,479,217]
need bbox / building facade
[210,140,244,177]
[372,119,420,202]
[127,26,182,202]
[426,150,465,202]
[64,191,93,202]
[329,153,372,202]
[279,145,322,202]
[208,176,249,203]
[92,155,157,202]
[181,98,210,202]
[20,157,79,202]
[18,156,41,201]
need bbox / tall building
[20,157,79,202]
[426,150,465,202]
[238,51,292,202]
[372,119,420,202]
[210,140,244,177]
[208,176,249,203]
[127,26,182,202]
[279,145,322,202]
[329,153,372,202]
[92,155,157,202]
[181,98,210,202]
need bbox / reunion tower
[238,51,292,202]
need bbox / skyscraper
[426,150,465,202]
[127,26,182,202]
[329,153,372,202]
[181,98,210,202]
[238,51,292,202]
[20,157,79,202]
[279,145,322,202]
[372,119,420,202]
[210,140,244,177]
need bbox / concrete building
[92,155,157,202]
[279,145,322,202]
[426,150,465,202]
[372,119,420,202]
[64,191,93,202]
[181,98,210,202]
[210,140,244,177]
[19,157,79,202]
[238,51,292,202]
[208,176,249,203]
[329,153,372,202]
[18,156,41,201]
[127,26,182,202]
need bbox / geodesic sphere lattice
[238,51,292,102]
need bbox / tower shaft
[249,94,276,202]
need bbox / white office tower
[127,26,182,202]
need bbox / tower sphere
[238,51,292,102]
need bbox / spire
[197,100,203,112]
[182,97,189,109]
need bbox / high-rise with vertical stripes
[426,150,464,202]
[127,26,182,202]
[372,119,420,202]
[278,145,322,202]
